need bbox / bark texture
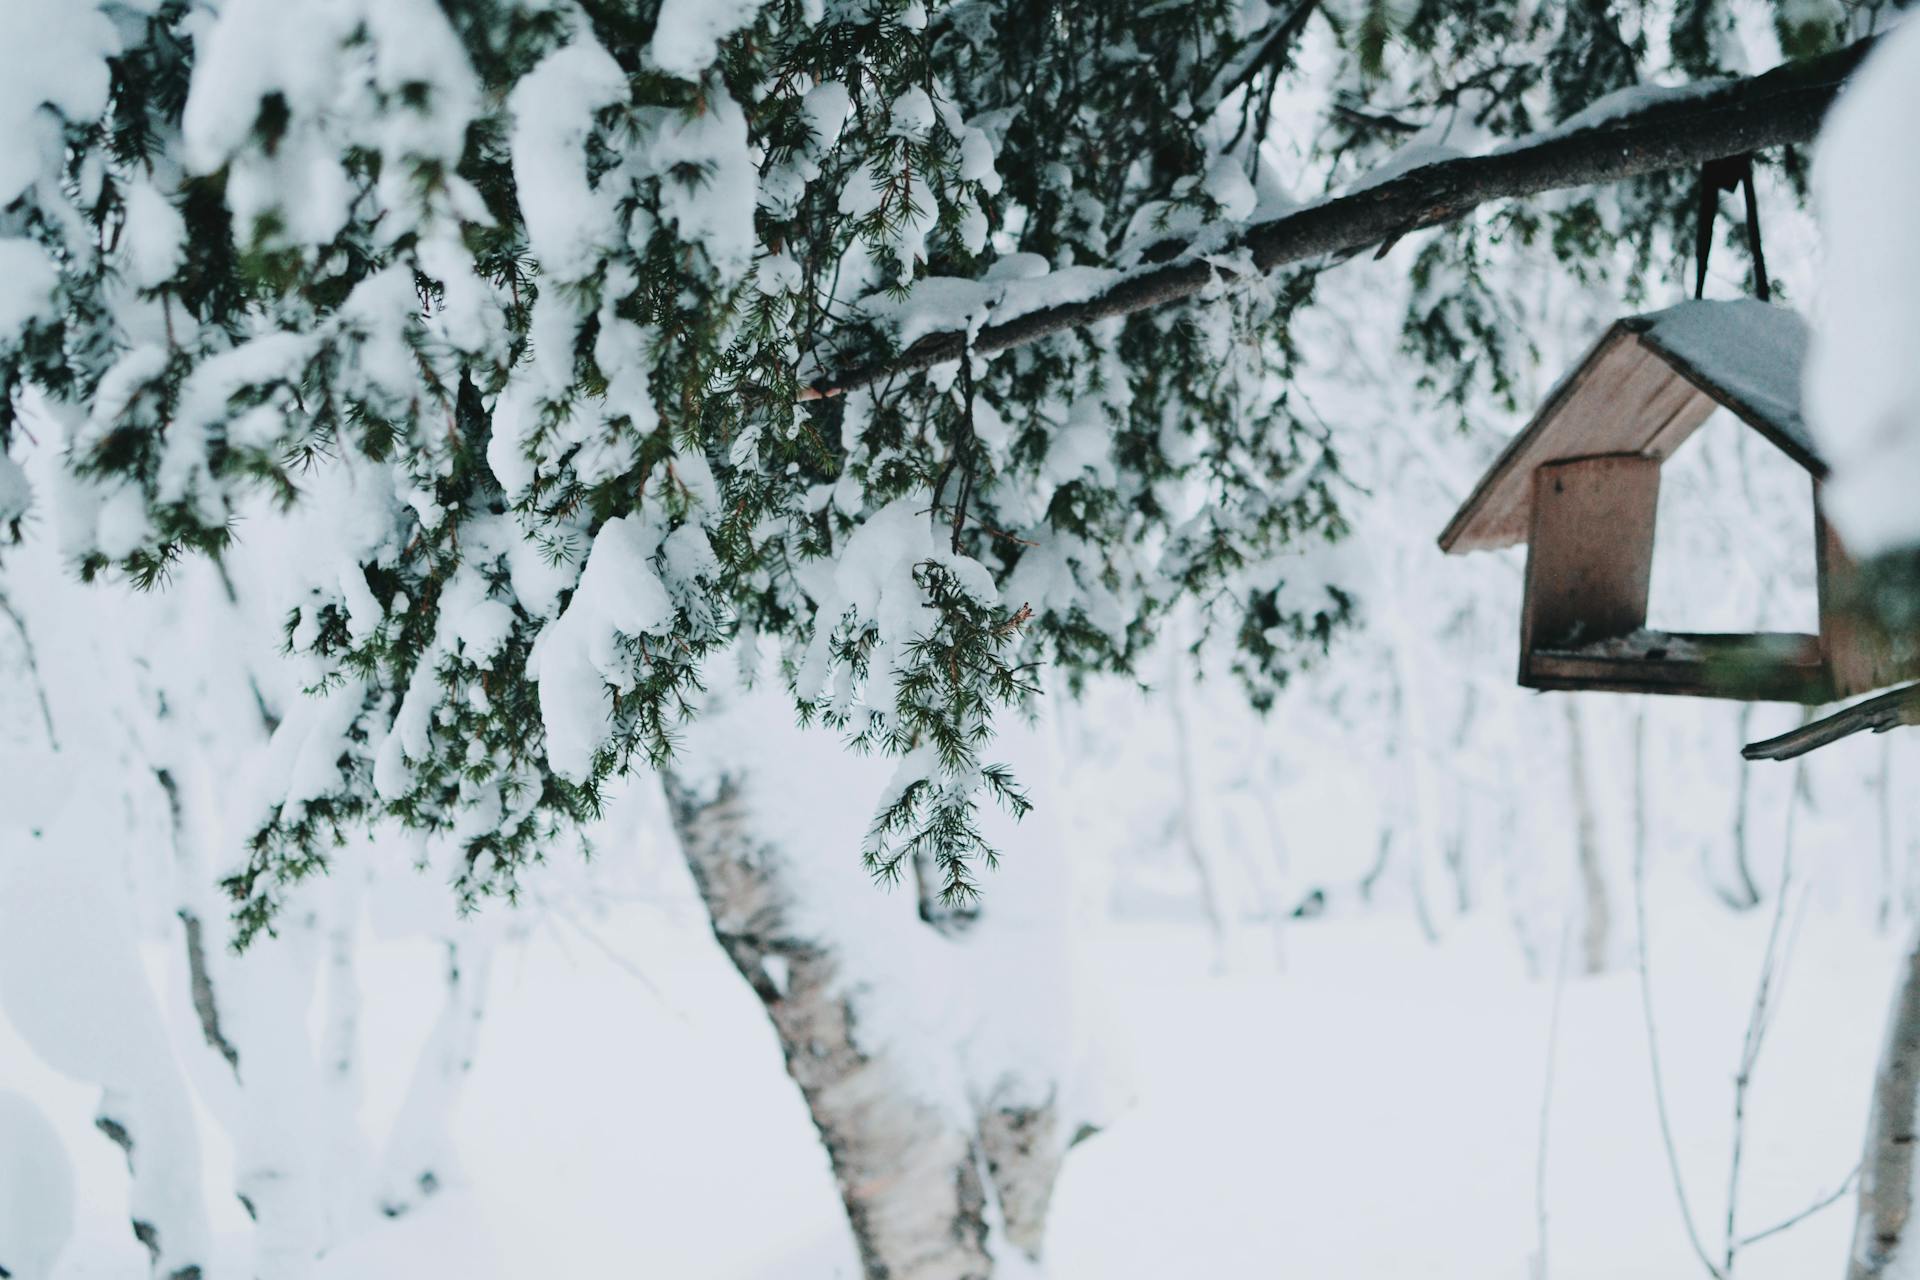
[1743,682,1920,762]
[810,39,1870,401]
[1850,928,1920,1278]
[974,1090,1061,1258]
[664,771,1063,1280]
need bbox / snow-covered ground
[13,790,1891,1278]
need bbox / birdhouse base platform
[1523,629,1832,703]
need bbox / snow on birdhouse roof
[1624,299,1818,467]
[1438,299,1820,554]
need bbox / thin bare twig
[1533,898,1576,1280]
[1634,782,1726,1279]
[0,586,58,750]
[1723,754,1805,1274]
[1738,1163,1859,1249]
[539,898,690,1024]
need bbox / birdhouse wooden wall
[1815,503,1920,698]
[1519,455,1660,656]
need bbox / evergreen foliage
[0,0,1865,939]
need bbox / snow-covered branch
[809,38,1872,400]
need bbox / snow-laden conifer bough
[803,36,1874,403]
[0,3,1872,955]
[0,2,1907,1276]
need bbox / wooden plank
[1439,327,1635,554]
[1816,494,1920,697]
[1637,368,1720,460]
[1520,455,1660,655]
[1526,630,1830,703]
[1439,330,1716,554]
[1526,656,1829,702]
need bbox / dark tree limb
[806,39,1873,401]
[1742,683,1920,762]
[1206,0,1320,107]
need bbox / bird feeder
[1438,299,1919,704]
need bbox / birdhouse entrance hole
[1643,412,1819,638]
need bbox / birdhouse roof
[1438,299,1820,554]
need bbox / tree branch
[1207,0,1319,107]
[1738,1162,1857,1249]
[1742,682,1920,762]
[807,38,1873,401]
[0,586,58,750]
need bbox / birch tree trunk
[661,683,1077,1279]
[1849,927,1920,1278]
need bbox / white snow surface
[531,516,677,782]
[1806,17,1920,554]
[0,1090,74,1280]
[861,263,1120,350]
[0,453,29,526]
[1512,77,1732,148]
[643,88,758,280]
[9,741,1896,1280]
[648,0,764,79]
[792,497,999,723]
[509,38,630,283]
[0,773,212,1274]
[1637,299,1813,453]
[0,239,59,336]
[0,0,116,205]
[119,181,187,290]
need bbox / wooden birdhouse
[1438,299,1920,704]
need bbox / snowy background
[6,5,1920,1279]
[6,218,1910,1277]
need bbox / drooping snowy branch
[808,37,1873,400]
[0,0,1868,938]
